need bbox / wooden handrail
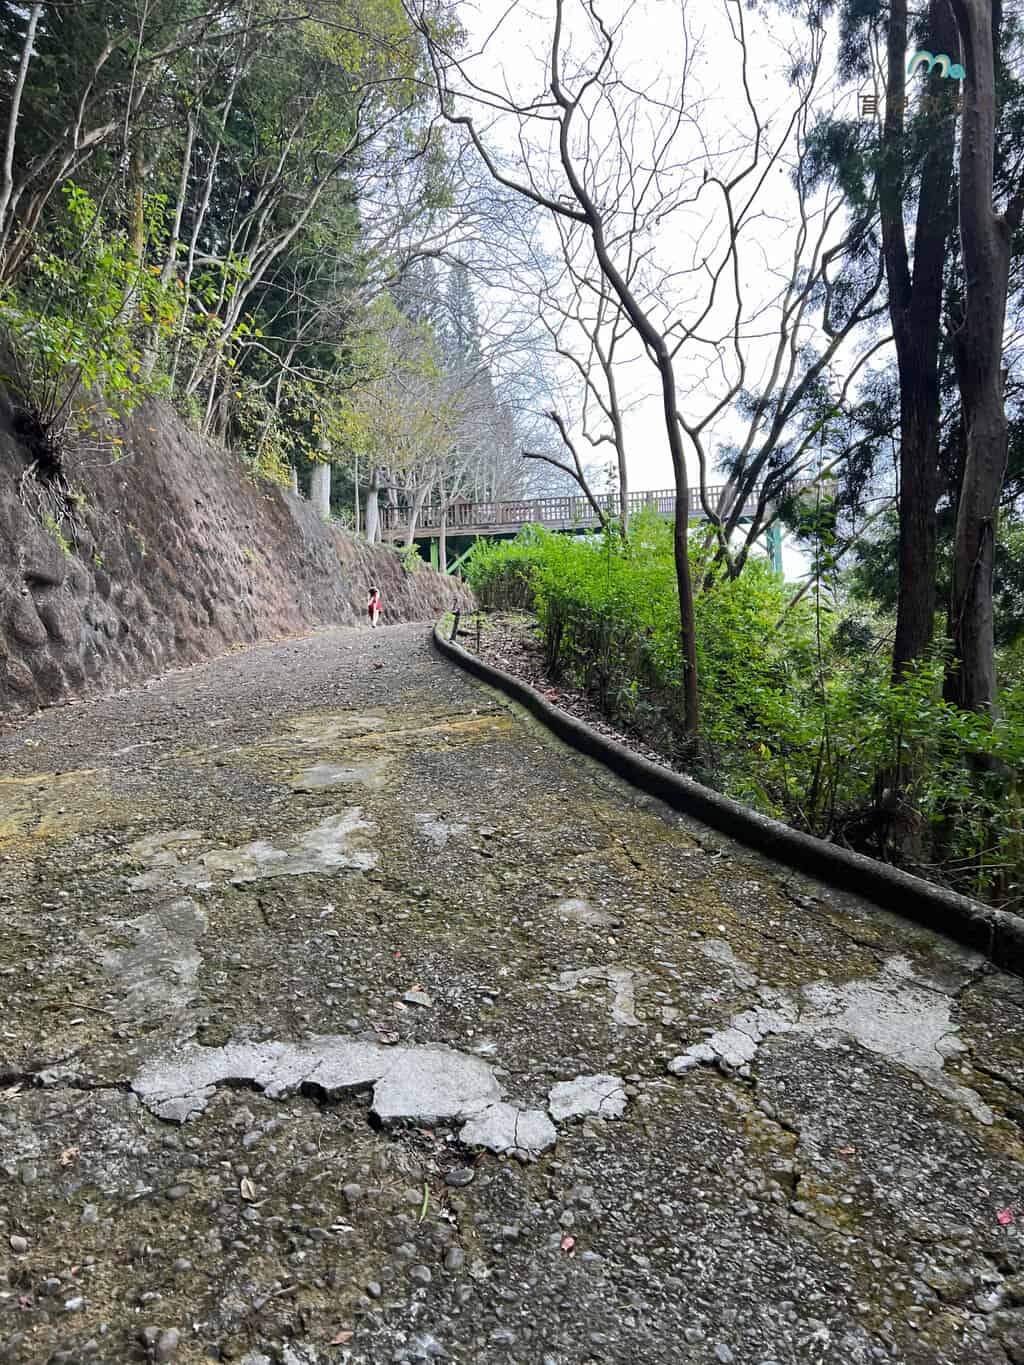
[380,483,802,536]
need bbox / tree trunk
[946,0,1017,715]
[310,462,331,520]
[406,483,429,545]
[574,203,698,734]
[123,142,147,322]
[883,0,957,681]
[0,3,42,262]
[892,374,942,677]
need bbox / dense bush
[464,514,1024,909]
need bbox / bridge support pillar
[766,523,783,574]
[430,539,439,572]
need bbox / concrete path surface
[2,624,1024,1365]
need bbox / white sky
[450,0,883,574]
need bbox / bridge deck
[380,485,762,540]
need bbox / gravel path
[2,623,1024,1365]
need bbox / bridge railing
[380,484,770,537]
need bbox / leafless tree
[404,0,891,739]
[404,0,707,730]
[514,217,635,533]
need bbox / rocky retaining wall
[0,390,471,717]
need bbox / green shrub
[465,512,1024,907]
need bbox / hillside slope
[0,391,470,717]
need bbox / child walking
[367,586,383,628]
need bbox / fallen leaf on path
[331,1330,354,1345]
[838,1146,856,1156]
[998,1208,1014,1226]
[59,1146,80,1167]
[240,1177,256,1202]
[560,1235,575,1255]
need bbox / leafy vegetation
[0,1,574,521]
[0,183,177,446]
[465,516,1023,909]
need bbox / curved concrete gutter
[433,623,1024,977]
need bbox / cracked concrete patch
[125,828,203,860]
[414,813,469,847]
[547,1073,628,1121]
[96,896,207,1018]
[668,950,993,1124]
[127,810,377,890]
[699,937,758,989]
[133,1037,389,1122]
[130,1035,562,1156]
[370,1048,500,1125]
[285,713,387,745]
[553,899,622,930]
[290,758,389,791]
[552,964,648,1027]
[458,1102,557,1156]
[799,960,991,1123]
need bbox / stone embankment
[0,388,470,717]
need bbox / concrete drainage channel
[433,622,1024,976]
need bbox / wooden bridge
[379,484,767,542]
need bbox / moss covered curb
[433,622,1024,977]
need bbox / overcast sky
[446,0,874,574]
[445,0,879,565]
